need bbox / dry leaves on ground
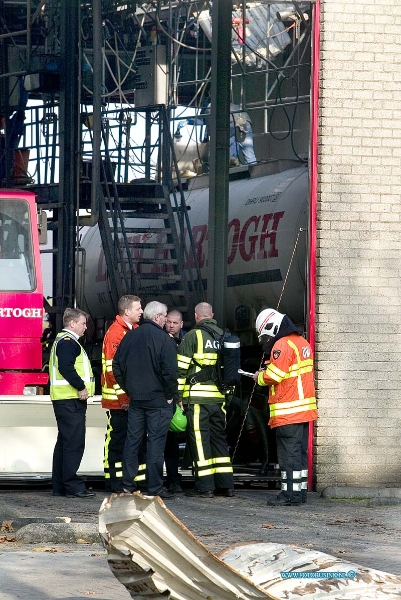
[33,547,65,553]
[1,520,14,533]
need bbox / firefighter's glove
[256,370,267,386]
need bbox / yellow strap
[177,354,192,365]
[196,329,203,355]
[197,458,215,467]
[270,397,316,417]
[214,466,234,474]
[288,359,313,371]
[197,468,216,477]
[102,392,119,400]
[194,404,205,462]
[184,390,225,398]
[287,339,305,400]
[268,363,287,379]
[282,366,313,379]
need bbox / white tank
[78,165,309,328]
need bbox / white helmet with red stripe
[255,308,285,340]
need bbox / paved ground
[0,550,130,600]
[1,486,400,599]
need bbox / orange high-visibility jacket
[101,315,138,409]
[257,333,317,428]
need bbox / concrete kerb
[321,486,401,507]
[1,517,100,544]
[2,517,68,532]
[15,522,100,544]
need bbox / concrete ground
[1,485,400,599]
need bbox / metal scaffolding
[0,0,313,326]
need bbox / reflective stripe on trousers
[186,403,234,492]
[103,409,128,491]
[276,422,309,504]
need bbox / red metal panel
[0,371,49,395]
[0,190,46,393]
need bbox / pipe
[0,30,27,39]
[80,0,102,227]
[307,0,320,491]
[0,70,27,79]
[208,0,232,326]
[26,0,31,69]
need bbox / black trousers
[104,409,128,492]
[52,399,87,495]
[123,403,173,495]
[186,403,234,492]
[276,422,309,504]
[164,430,181,487]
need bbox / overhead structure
[0,1,313,331]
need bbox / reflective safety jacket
[177,318,226,404]
[50,332,94,400]
[101,315,138,409]
[257,333,317,428]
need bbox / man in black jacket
[113,301,178,499]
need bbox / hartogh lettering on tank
[95,210,286,276]
[185,210,285,268]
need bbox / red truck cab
[0,190,48,394]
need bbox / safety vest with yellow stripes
[177,320,226,404]
[49,331,95,400]
[257,333,317,428]
[101,315,136,410]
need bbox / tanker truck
[0,163,309,480]
[79,163,309,335]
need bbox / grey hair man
[113,300,178,499]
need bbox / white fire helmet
[255,309,285,340]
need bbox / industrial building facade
[1,1,400,489]
[315,1,401,488]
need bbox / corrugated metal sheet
[99,494,401,599]
[221,543,401,599]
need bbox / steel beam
[55,0,81,329]
[207,0,232,325]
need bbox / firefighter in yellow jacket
[49,308,95,498]
[177,302,234,498]
[101,295,143,492]
[253,309,317,506]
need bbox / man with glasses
[113,301,178,499]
